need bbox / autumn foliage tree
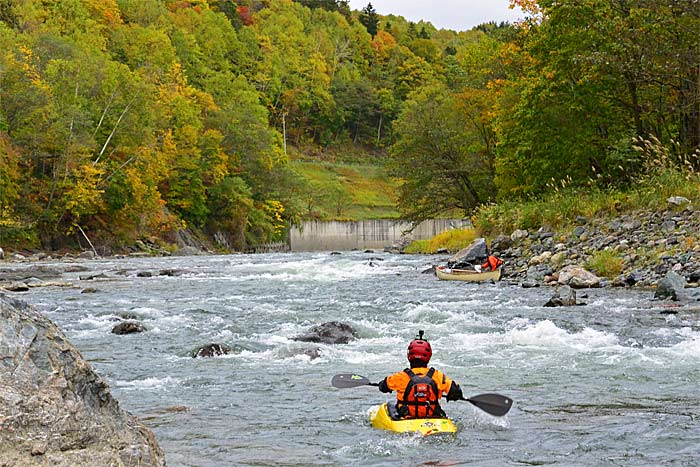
[2,0,698,252]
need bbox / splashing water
[22,251,700,466]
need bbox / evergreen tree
[359,3,379,38]
[406,21,417,39]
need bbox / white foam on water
[662,333,700,359]
[128,306,165,318]
[212,328,235,340]
[157,314,193,326]
[77,314,117,329]
[69,327,110,339]
[440,331,503,352]
[401,302,455,321]
[63,314,121,337]
[503,319,619,351]
[458,407,511,429]
[146,314,194,334]
[200,294,249,302]
[332,348,396,365]
[199,254,407,283]
[115,376,180,391]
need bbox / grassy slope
[292,159,400,220]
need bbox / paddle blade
[331,373,374,388]
[464,393,513,417]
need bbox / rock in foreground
[0,295,166,467]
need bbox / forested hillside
[1,0,698,253]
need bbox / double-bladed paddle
[331,373,379,388]
[331,373,513,417]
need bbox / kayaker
[377,331,463,419]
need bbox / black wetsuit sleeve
[378,377,391,393]
[446,381,463,401]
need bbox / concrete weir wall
[288,219,471,252]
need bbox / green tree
[497,0,700,198]
[359,3,379,38]
[206,176,254,250]
[389,85,495,222]
[0,134,21,220]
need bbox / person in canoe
[377,330,463,419]
[474,254,504,273]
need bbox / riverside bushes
[404,227,477,254]
[473,168,700,238]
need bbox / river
[21,251,700,466]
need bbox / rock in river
[654,271,687,301]
[293,321,358,344]
[544,285,577,307]
[192,343,232,358]
[0,294,165,466]
[112,320,146,335]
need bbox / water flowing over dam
[288,219,471,251]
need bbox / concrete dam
[288,219,471,252]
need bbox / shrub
[473,167,700,237]
[403,239,431,254]
[585,250,624,279]
[404,228,477,254]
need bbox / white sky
[346,1,526,31]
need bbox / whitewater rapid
[20,251,700,466]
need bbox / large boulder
[0,295,166,466]
[654,271,686,301]
[544,285,577,307]
[557,265,602,288]
[293,321,358,344]
[448,238,488,267]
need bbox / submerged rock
[0,294,165,466]
[304,348,321,359]
[192,343,232,358]
[112,321,146,335]
[293,321,358,344]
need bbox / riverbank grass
[473,168,700,236]
[585,250,624,279]
[404,228,478,254]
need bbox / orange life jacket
[400,368,440,418]
[481,255,503,271]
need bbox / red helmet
[407,338,432,363]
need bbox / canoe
[435,265,501,282]
[369,403,457,436]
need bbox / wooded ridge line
[1,1,698,256]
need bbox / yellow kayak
[369,403,457,436]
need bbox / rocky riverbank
[488,201,700,293]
